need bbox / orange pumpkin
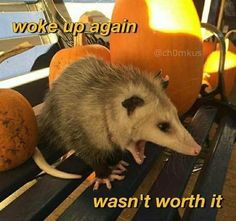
[203,52,236,96]
[203,40,236,96]
[110,0,203,115]
[203,41,216,62]
[0,89,38,171]
[49,44,111,86]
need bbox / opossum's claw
[104,179,112,189]
[112,169,123,174]
[92,178,112,190]
[92,174,125,190]
[114,160,129,172]
[110,174,125,181]
[93,180,100,191]
[120,160,129,167]
[117,164,127,172]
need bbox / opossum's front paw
[92,177,112,190]
[92,174,125,191]
[91,161,129,190]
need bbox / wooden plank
[58,143,163,221]
[0,146,64,202]
[133,106,218,221]
[0,155,92,221]
[182,116,236,221]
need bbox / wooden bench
[0,99,235,221]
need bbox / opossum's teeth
[128,140,146,165]
[136,140,146,164]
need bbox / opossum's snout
[170,120,202,156]
[134,109,202,157]
[178,135,201,156]
[193,144,201,155]
[189,137,201,155]
[144,122,201,157]
[158,122,202,156]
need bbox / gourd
[0,89,38,171]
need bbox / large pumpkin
[203,41,236,96]
[49,44,111,86]
[0,89,38,171]
[110,0,203,114]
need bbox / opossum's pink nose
[193,144,201,155]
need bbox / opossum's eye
[157,122,170,133]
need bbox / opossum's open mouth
[128,140,146,165]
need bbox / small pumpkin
[203,40,236,96]
[110,0,203,115]
[49,44,111,86]
[203,41,216,62]
[0,89,38,171]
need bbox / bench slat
[58,143,162,221]
[0,155,92,221]
[0,147,63,202]
[182,116,236,221]
[133,106,218,221]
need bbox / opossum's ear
[154,70,162,79]
[122,96,144,116]
[154,70,169,89]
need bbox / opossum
[34,57,201,190]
